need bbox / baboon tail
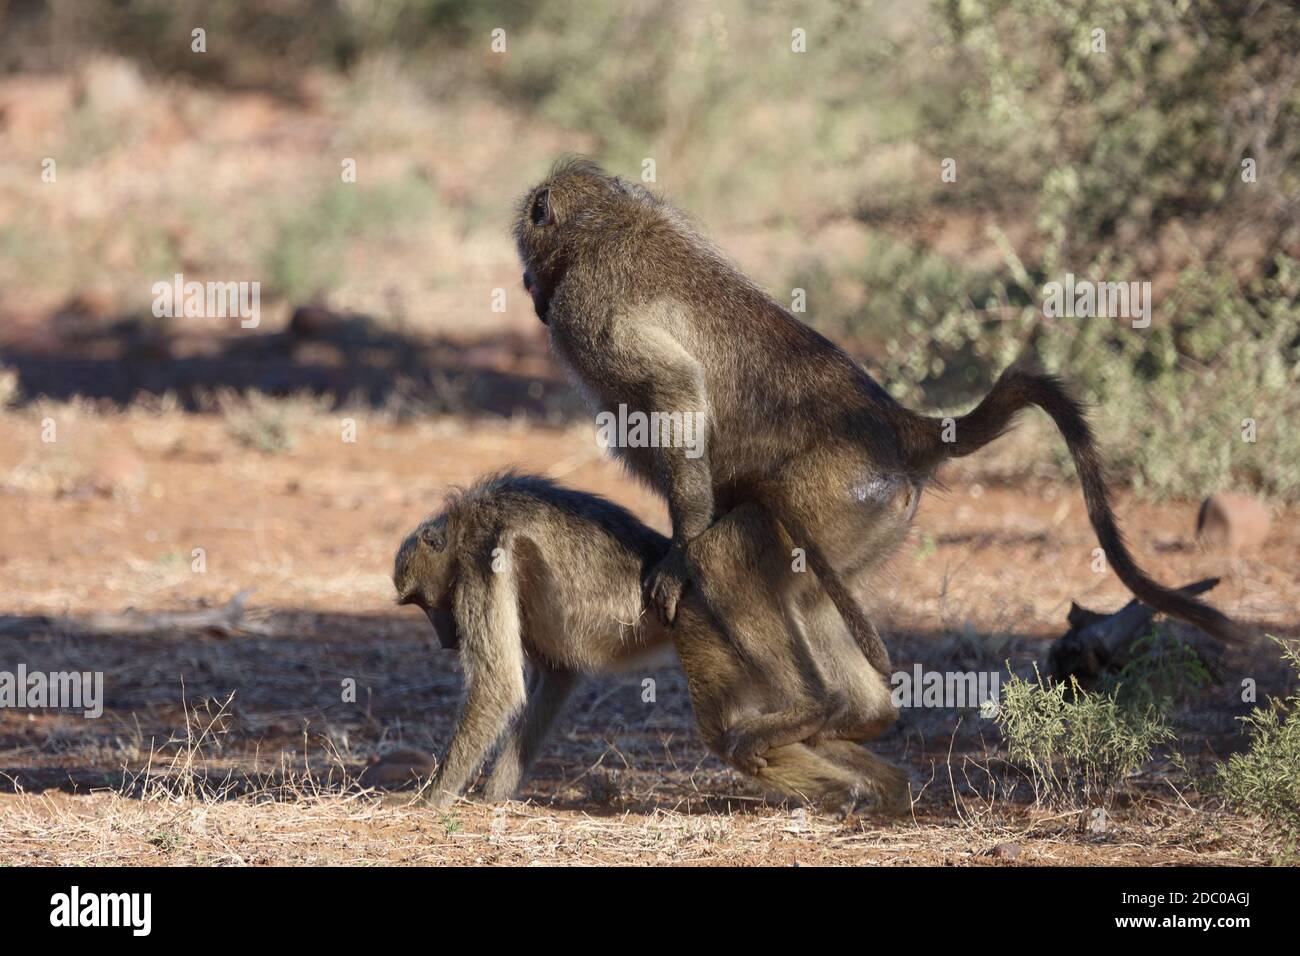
[910,367,1244,643]
[800,537,892,675]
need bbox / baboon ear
[619,180,654,203]
[420,525,447,552]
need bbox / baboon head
[393,515,461,649]
[513,157,662,323]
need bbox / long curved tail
[905,367,1243,642]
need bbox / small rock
[1087,807,1110,834]
[1196,493,1271,554]
[990,842,1021,860]
[360,748,436,790]
[289,305,339,338]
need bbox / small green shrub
[1218,639,1300,859]
[996,667,1173,809]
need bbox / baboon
[513,158,1242,778]
[393,472,907,813]
[392,473,670,806]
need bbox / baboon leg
[483,666,580,801]
[795,592,910,813]
[666,598,754,748]
[798,591,899,742]
[424,668,526,807]
[684,501,831,698]
[677,503,865,774]
[674,508,902,808]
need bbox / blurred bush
[866,0,1300,500]
[1,0,538,85]
[1218,639,1300,860]
[263,174,437,301]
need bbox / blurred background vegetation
[0,0,1297,499]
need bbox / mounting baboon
[513,158,1241,726]
[394,473,907,813]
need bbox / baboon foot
[845,764,912,819]
[415,783,457,809]
[824,784,908,821]
[481,782,517,803]
[823,787,870,820]
[811,742,912,818]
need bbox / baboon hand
[721,728,769,775]
[805,692,850,747]
[644,545,690,625]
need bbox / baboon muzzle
[425,607,460,650]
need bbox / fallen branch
[1047,578,1221,690]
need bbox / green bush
[1218,639,1300,860]
[868,254,1300,501]
[923,0,1300,268]
[996,667,1173,809]
[852,0,1300,501]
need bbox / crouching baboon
[393,472,908,813]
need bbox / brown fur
[513,161,1242,706]
[393,472,670,806]
[394,473,906,812]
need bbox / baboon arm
[596,317,715,623]
[427,576,528,806]
[603,317,714,543]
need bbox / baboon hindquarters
[671,498,908,812]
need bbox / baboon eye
[420,526,447,551]
[530,189,551,226]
